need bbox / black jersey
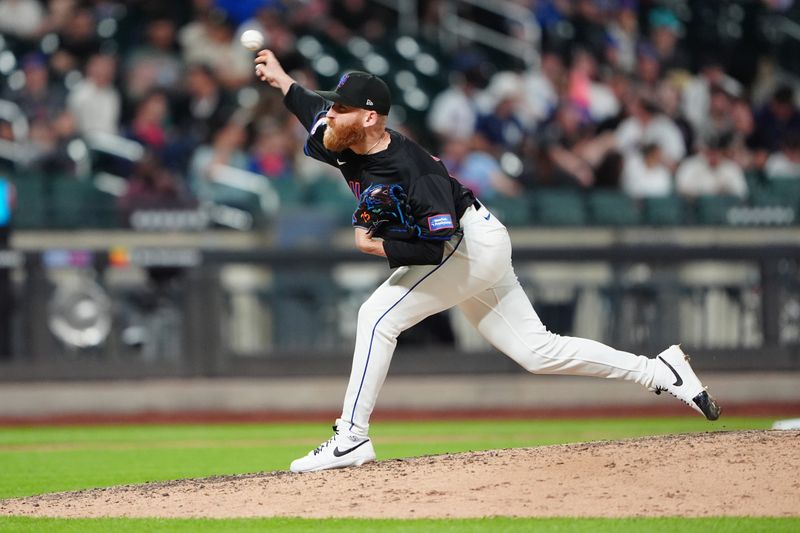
[284,83,475,268]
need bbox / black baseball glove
[352,183,419,240]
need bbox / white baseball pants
[338,204,658,436]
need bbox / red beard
[323,119,366,152]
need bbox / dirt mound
[1,430,798,519]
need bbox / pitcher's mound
[1,430,798,519]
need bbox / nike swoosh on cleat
[483,213,491,220]
[336,159,346,166]
[658,356,683,387]
[332,439,370,457]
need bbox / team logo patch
[427,214,454,232]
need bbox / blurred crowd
[0,0,799,227]
[428,0,800,205]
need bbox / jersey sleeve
[383,240,445,268]
[283,83,338,167]
[407,173,460,241]
[283,83,327,131]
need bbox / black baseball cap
[315,71,391,115]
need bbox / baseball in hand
[240,30,264,51]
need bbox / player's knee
[357,302,401,338]
[357,301,379,325]
[520,355,548,374]
[520,331,563,374]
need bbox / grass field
[0,416,796,532]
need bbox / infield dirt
[1,430,798,519]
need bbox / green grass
[0,517,798,533]
[0,417,795,532]
[0,418,771,498]
[0,417,772,499]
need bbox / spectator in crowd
[249,119,294,181]
[474,72,527,154]
[655,78,694,155]
[67,53,120,135]
[676,133,748,199]
[4,53,65,123]
[683,57,743,135]
[569,0,607,58]
[536,101,612,188]
[25,111,82,176]
[755,84,800,153]
[0,120,13,142]
[593,149,624,189]
[749,57,793,109]
[764,133,800,180]
[54,6,101,71]
[176,64,236,146]
[440,137,521,201]
[621,142,672,199]
[634,42,662,92]
[118,152,195,225]
[214,0,276,27]
[567,48,619,124]
[520,50,565,128]
[124,17,183,101]
[647,8,690,75]
[604,0,638,74]
[695,85,735,144]
[595,70,634,133]
[729,97,765,171]
[179,8,253,89]
[36,0,76,36]
[323,0,396,44]
[0,0,44,40]
[127,90,174,155]
[616,94,686,169]
[427,56,486,144]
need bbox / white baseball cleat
[290,425,376,473]
[653,345,721,421]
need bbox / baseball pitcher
[254,50,720,473]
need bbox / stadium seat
[693,195,743,225]
[763,179,800,206]
[47,177,118,229]
[531,189,587,226]
[10,174,46,229]
[306,178,357,224]
[749,185,791,208]
[744,170,763,190]
[587,190,641,226]
[643,195,686,226]
[207,183,265,227]
[84,186,120,228]
[271,178,306,208]
[483,195,532,226]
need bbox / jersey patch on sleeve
[427,214,454,232]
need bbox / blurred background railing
[1,239,797,381]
